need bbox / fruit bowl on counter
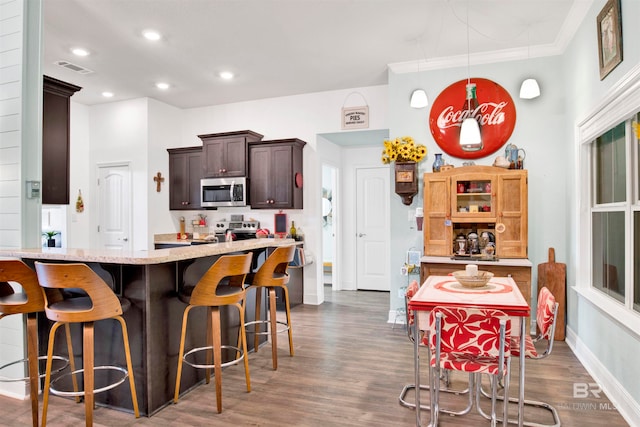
[452,270,494,288]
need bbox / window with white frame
[578,65,640,328]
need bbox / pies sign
[429,78,516,159]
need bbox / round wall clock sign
[428,78,516,159]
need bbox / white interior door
[97,163,131,250]
[356,167,390,291]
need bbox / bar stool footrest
[0,355,69,382]
[183,345,245,370]
[49,365,129,397]
[244,319,290,335]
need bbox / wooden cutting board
[537,247,566,340]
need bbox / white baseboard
[566,326,640,426]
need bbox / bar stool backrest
[34,262,122,322]
[190,253,253,306]
[251,245,296,287]
[0,260,45,315]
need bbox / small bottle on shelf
[289,221,297,238]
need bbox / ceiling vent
[54,60,94,74]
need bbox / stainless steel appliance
[200,177,247,208]
[211,220,259,240]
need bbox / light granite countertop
[0,238,296,265]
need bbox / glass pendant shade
[410,89,428,108]
[519,78,540,99]
[460,117,481,148]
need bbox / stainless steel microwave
[200,177,247,208]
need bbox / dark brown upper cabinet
[42,75,81,205]
[199,130,263,178]
[248,139,305,209]
[167,147,203,210]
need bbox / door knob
[122,237,128,242]
[358,233,366,237]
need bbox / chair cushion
[49,296,93,312]
[510,335,538,358]
[431,352,507,375]
[0,293,27,305]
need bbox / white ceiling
[42,0,591,109]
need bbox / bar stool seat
[0,260,74,427]
[173,253,253,414]
[244,245,296,370]
[34,262,139,427]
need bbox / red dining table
[408,275,531,427]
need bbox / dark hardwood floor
[0,287,630,426]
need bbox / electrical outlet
[408,209,415,221]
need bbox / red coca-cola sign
[429,78,516,159]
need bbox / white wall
[88,98,149,250]
[562,0,640,423]
[147,98,183,248]
[66,102,90,248]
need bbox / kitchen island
[0,238,296,416]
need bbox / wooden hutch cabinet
[199,130,263,178]
[423,165,528,259]
[167,147,202,210]
[248,138,305,209]
[421,165,532,323]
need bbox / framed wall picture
[597,0,623,80]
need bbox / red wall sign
[429,78,516,159]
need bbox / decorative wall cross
[153,172,165,192]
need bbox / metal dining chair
[479,286,561,426]
[398,279,472,414]
[430,306,511,427]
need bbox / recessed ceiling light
[102,91,114,98]
[156,82,170,90]
[219,71,234,80]
[143,30,162,41]
[71,47,90,57]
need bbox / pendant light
[519,28,540,99]
[410,89,428,109]
[410,41,428,109]
[459,4,481,150]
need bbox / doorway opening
[322,164,336,289]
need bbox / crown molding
[388,0,593,74]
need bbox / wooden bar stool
[173,253,253,414]
[244,245,296,370]
[0,260,75,427]
[34,262,139,427]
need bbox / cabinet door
[202,138,247,177]
[168,148,202,210]
[423,175,451,255]
[248,145,272,208]
[186,151,203,210]
[269,145,293,209]
[496,172,528,257]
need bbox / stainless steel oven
[200,177,247,208]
